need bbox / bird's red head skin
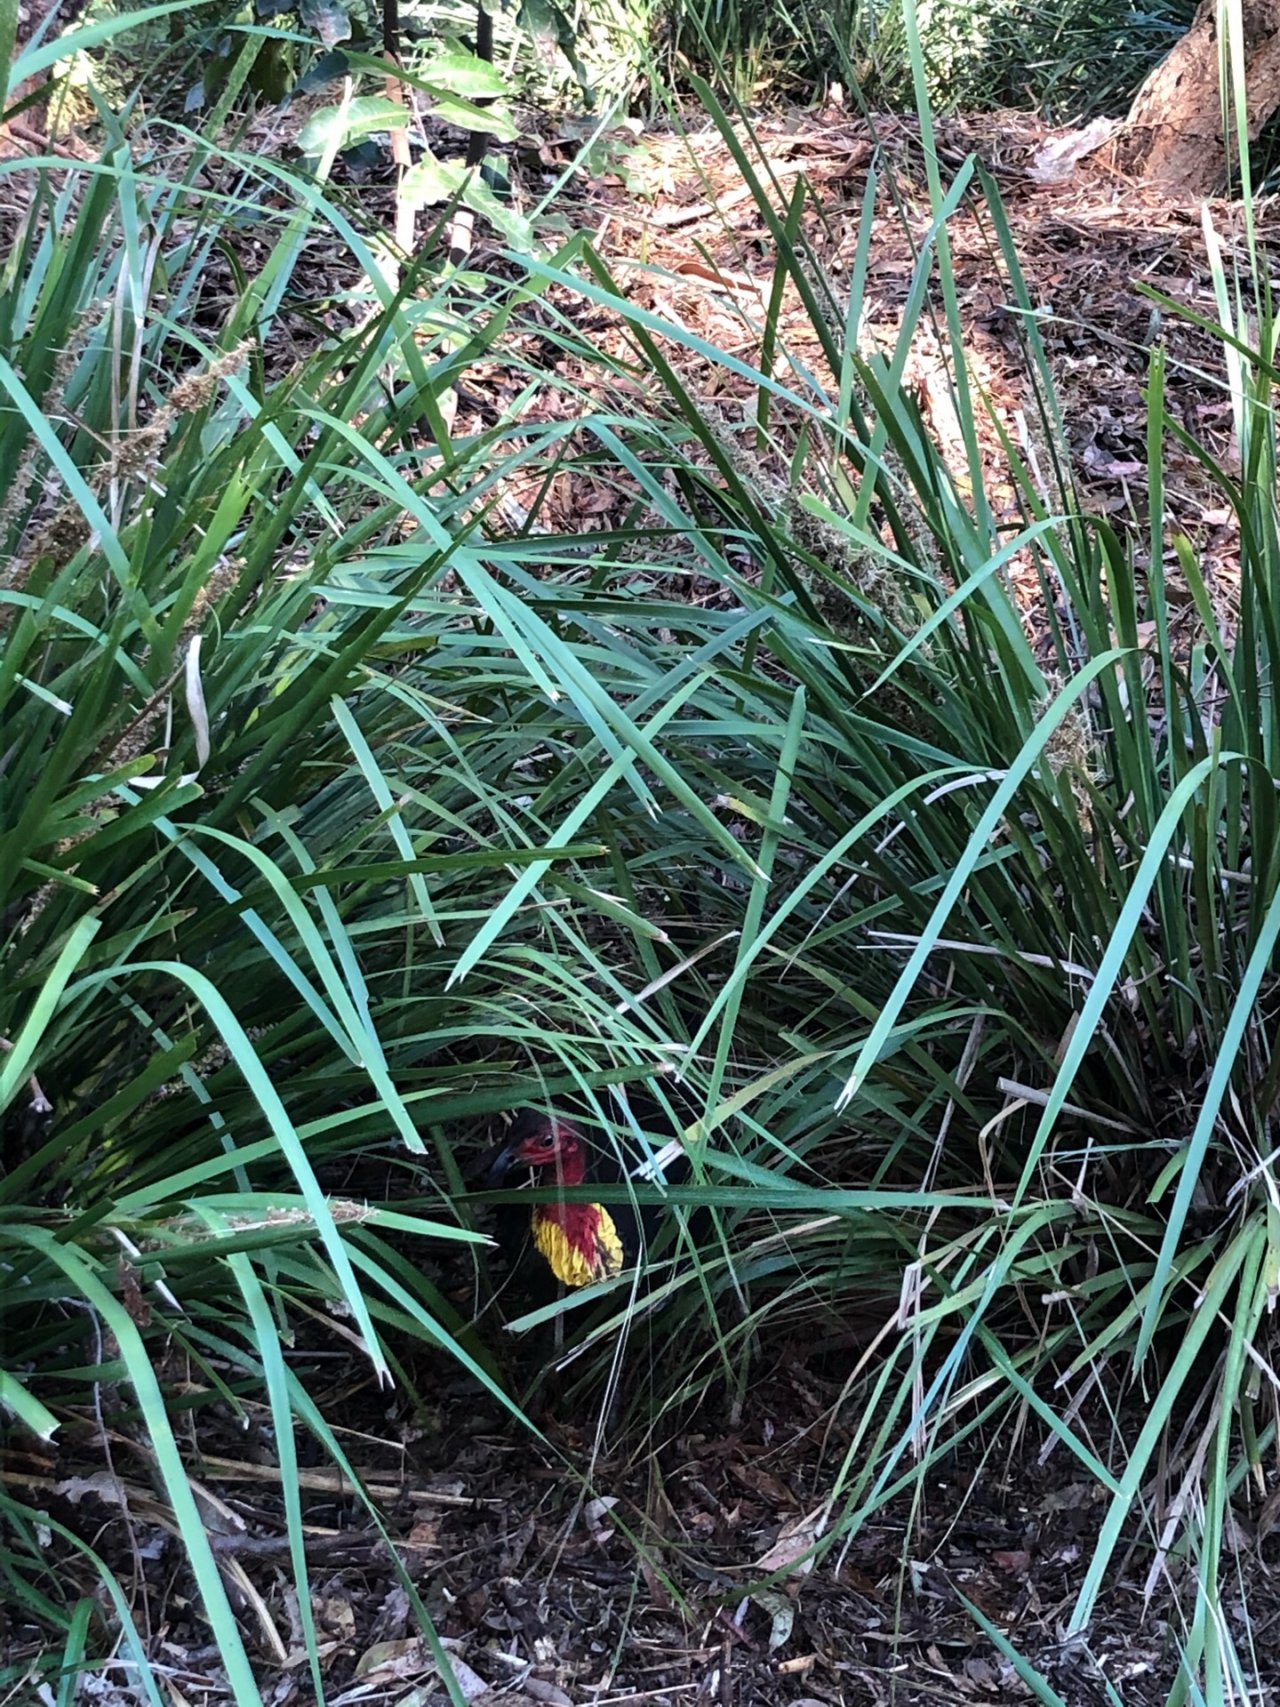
[508,1116,588,1185]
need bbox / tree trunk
[1116,0,1280,194]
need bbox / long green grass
[0,28,689,1690]
[662,0,1193,113]
[494,39,1280,1701]
[6,0,1280,1700]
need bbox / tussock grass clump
[518,68,1280,1700]
[4,12,1278,1706]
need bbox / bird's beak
[480,1136,521,1186]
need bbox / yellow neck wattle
[532,1203,624,1286]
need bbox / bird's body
[484,1103,689,1294]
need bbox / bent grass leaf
[0,1369,59,1440]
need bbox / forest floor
[5,98,1280,1705]
[463,103,1258,627]
[25,1328,1278,1707]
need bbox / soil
[4,94,1279,1705]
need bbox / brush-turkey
[484,1101,694,1291]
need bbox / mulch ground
[450,103,1261,616]
[9,1327,1279,1706]
[5,95,1280,1704]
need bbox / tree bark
[1116,0,1280,194]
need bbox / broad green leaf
[298,94,406,157]
[401,150,467,209]
[418,47,507,99]
[431,92,516,141]
[461,173,536,254]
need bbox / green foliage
[6,3,1278,1702]
[662,0,1195,116]
[0,39,746,1684]
[0,0,18,103]
[892,0,1195,114]
[295,44,516,154]
[0,98,582,1695]
[496,68,1280,1700]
